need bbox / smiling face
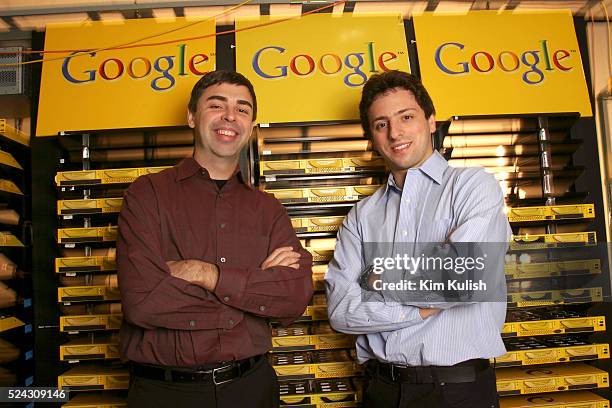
[368,87,436,185]
[188,82,255,164]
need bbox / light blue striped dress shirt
[325,151,512,366]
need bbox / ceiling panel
[0,0,610,30]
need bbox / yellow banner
[413,11,592,119]
[37,18,216,136]
[236,14,409,124]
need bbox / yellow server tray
[62,392,126,408]
[260,155,386,177]
[301,305,329,321]
[280,394,358,407]
[0,179,23,195]
[272,330,355,352]
[502,316,606,338]
[0,150,22,170]
[279,377,360,407]
[0,231,24,247]
[267,185,381,205]
[57,198,123,215]
[55,256,117,274]
[507,287,603,308]
[499,391,609,408]
[57,226,118,244]
[496,363,609,396]
[496,343,610,367]
[301,238,336,262]
[58,365,128,391]
[312,264,327,291]
[56,166,169,186]
[59,336,120,362]
[60,313,123,333]
[270,351,362,380]
[58,285,121,303]
[0,316,24,333]
[0,119,30,146]
[292,216,344,234]
[504,260,601,279]
[508,204,595,222]
[510,232,597,250]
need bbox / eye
[209,104,222,110]
[374,122,387,131]
[402,114,413,121]
[237,107,251,115]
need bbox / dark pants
[363,363,500,408]
[128,357,279,408]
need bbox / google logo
[252,42,400,87]
[61,44,211,91]
[434,40,573,85]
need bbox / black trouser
[363,361,500,408]
[128,357,279,408]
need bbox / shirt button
[220,257,226,263]
[402,231,408,236]
[259,305,266,312]
[228,319,234,326]
[189,320,196,327]
[219,223,226,229]
[223,296,230,302]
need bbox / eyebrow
[371,108,416,123]
[206,95,253,110]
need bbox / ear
[428,114,436,133]
[187,110,195,129]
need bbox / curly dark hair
[359,70,435,139]
[188,70,257,120]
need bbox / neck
[194,150,239,180]
[392,169,407,189]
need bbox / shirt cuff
[214,265,249,307]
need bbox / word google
[252,42,400,87]
[61,44,211,91]
[435,40,574,85]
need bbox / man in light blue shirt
[325,71,511,408]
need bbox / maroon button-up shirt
[117,158,313,366]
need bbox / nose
[222,106,236,122]
[388,118,402,141]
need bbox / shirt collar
[175,156,249,187]
[419,150,448,184]
[383,150,448,194]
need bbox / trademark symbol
[570,50,576,53]
[398,51,405,55]
[211,53,216,56]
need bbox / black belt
[130,355,262,385]
[369,358,490,384]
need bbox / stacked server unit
[44,99,611,408]
[0,119,33,404]
[255,123,385,406]
[53,130,193,408]
[443,116,610,408]
[250,114,612,407]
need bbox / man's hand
[419,308,441,319]
[166,260,219,291]
[261,246,301,270]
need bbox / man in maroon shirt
[117,70,314,407]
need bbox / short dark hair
[359,70,435,139]
[188,70,258,120]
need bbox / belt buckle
[212,365,233,386]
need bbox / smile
[216,129,237,137]
[391,142,411,152]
